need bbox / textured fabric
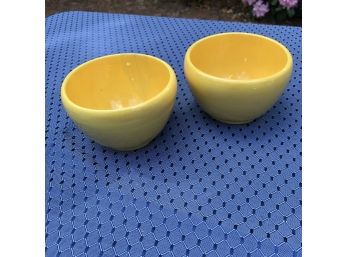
[45,11,302,257]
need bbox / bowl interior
[189,33,289,80]
[64,54,170,110]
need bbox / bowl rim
[185,32,293,84]
[61,53,176,114]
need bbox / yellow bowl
[184,32,293,124]
[61,53,177,151]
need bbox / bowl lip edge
[184,32,293,85]
[61,53,177,114]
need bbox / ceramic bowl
[61,53,177,151]
[184,32,293,124]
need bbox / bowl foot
[109,139,152,151]
[216,118,254,125]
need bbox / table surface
[45,11,302,257]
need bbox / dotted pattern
[45,12,302,257]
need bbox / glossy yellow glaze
[61,53,177,151]
[184,32,293,124]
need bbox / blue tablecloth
[46,11,302,257]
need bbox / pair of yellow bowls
[61,32,293,151]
